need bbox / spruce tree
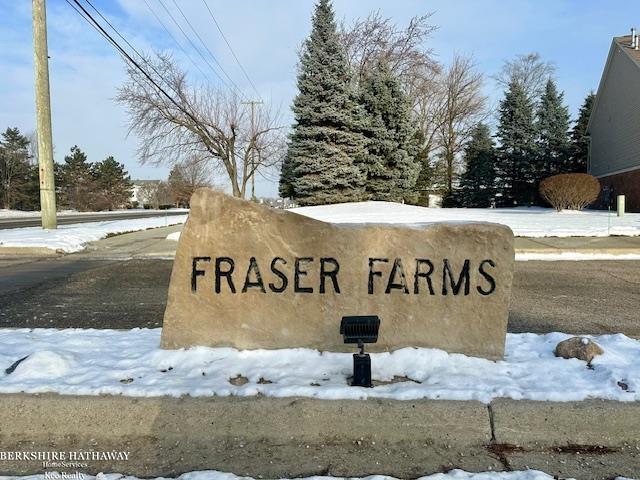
[457,123,496,207]
[495,80,538,206]
[0,127,32,209]
[569,92,595,173]
[92,156,133,210]
[58,145,97,211]
[359,62,419,202]
[280,0,367,205]
[535,79,570,179]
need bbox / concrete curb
[0,246,61,256]
[0,393,497,478]
[491,398,640,447]
[0,394,639,479]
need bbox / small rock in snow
[554,337,604,363]
[229,374,249,386]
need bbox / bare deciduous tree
[493,52,556,103]
[340,11,439,90]
[169,155,213,206]
[436,54,488,195]
[116,54,284,199]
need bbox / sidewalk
[516,235,640,254]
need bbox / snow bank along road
[0,215,188,253]
[0,209,188,229]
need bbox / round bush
[539,173,601,211]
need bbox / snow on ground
[1,329,638,403]
[1,470,616,480]
[0,208,188,219]
[290,202,640,237]
[1,470,613,480]
[166,231,181,241]
[0,215,188,253]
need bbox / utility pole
[33,0,57,229]
[242,100,263,200]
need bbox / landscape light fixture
[340,315,380,388]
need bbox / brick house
[588,31,640,212]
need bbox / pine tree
[535,79,570,179]
[569,92,595,173]
[0,127,33,209]
[280,0,367,205]
[457,123,496,207]
[92,156,133,210]
[57,145,97,211]
[359,62,419,202]
[495,80,538,206]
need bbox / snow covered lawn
[1,329,638,403]
[2,470,625,480]
[0,215,188,253]
[291,202,640,237]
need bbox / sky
[1,1,638,197]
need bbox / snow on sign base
[0,328,639,403]
[162,190,515,360]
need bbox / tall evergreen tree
[495,80,538,206]
[92,156,133,210]
[569,92,595,173]
[0,127,33,209]
[535,79,570,179]
[280,0,367,205]
[57,145,97,211]
[457,123,496,207]
[359,62,419,201]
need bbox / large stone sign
[161,189,515,360]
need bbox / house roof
[614,35,640,66]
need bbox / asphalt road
[0,210,187,229]
[0,256,639,335]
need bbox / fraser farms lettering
[191,256,497,296]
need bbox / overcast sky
[1,1,637,197]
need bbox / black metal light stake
[340,315,381,388]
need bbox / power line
[82,0,187,99]
[65,0,203,130]
[155,0,241,97]
[200,0,262,101]
[168,0,246,99]
[141,0,212,83]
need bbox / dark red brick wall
[595,168,640,212]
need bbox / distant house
[588,31,640,212]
